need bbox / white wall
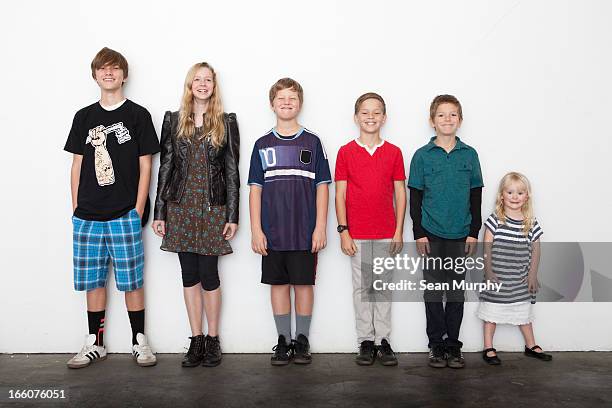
[1,0,611,353]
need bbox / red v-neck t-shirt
[334,140,406,239]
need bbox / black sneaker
[428,345,447,368]
[447,346,465,369]
[293,334,312,365]
[355,340,376,366]
[377,339,398,366]
[202,335,222,367]
[271,335,293,366]
[181,334,205,367]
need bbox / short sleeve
[393,148,406,181]
[484,213,498,234]
[334,146,348,181]
[137,108,161,156]
[247,144,264,186]
[407,150,424,189]
[529,219,543,242]
[470,150,484,188]
[314,138,332,185]
[64,111,84,154]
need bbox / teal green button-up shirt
[408,137,483,239]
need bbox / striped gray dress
[477,213,543,325]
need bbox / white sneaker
[67,334,107,369]
[132,333,157,367]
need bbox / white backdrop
[1,0,611,353]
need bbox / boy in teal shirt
[408,95,483,369]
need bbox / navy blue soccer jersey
[248,128,332,251]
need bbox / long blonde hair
[177,62,225,148]
[495,172,534,235]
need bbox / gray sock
[273,314,291,345]
[296,314,312,339]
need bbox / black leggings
[178,253,220,291]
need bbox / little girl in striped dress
[477,172,552,365]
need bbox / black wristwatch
[337,225,349,233]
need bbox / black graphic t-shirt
[64,100,160,221]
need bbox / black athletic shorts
[261,250,317,285]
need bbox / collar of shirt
[100,99,127,111]
[354,138,385,156]
[425,136,467,152]
[272,127,304,140]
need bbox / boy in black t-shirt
[64,48,160,368]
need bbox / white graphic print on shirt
[85,122,131,186]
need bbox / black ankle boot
[182,335,205,367]
[202,335,222,367]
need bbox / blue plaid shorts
[72,208,144,291]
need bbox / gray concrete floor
[0,353,611,407]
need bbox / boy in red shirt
[335,93,407,365]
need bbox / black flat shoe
[482,348,501,365]
[524,345,552,361]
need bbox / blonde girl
[477,172,552,364]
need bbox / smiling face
[502,181,529,213]
[430,102,462,137]
[271,87,301,121]
[191,66,214,103]
[94,63,125,91]
[355,98,386,134]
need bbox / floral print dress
[161,129,232,256]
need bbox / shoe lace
[136,343,153,356]
[359,341,374,354]
[272,341,289,355]
[186,336,200,356]
[76,344,95,358]
[448,346,462,358]
[293,340,304,355]
[432,345,446,358]
[206,338,220,356]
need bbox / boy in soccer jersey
[64,47,160,368]
[248,78,331,365]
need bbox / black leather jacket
[153,111,240,223]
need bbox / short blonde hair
[269,78,303,105]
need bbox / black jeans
[422,230,467,348]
